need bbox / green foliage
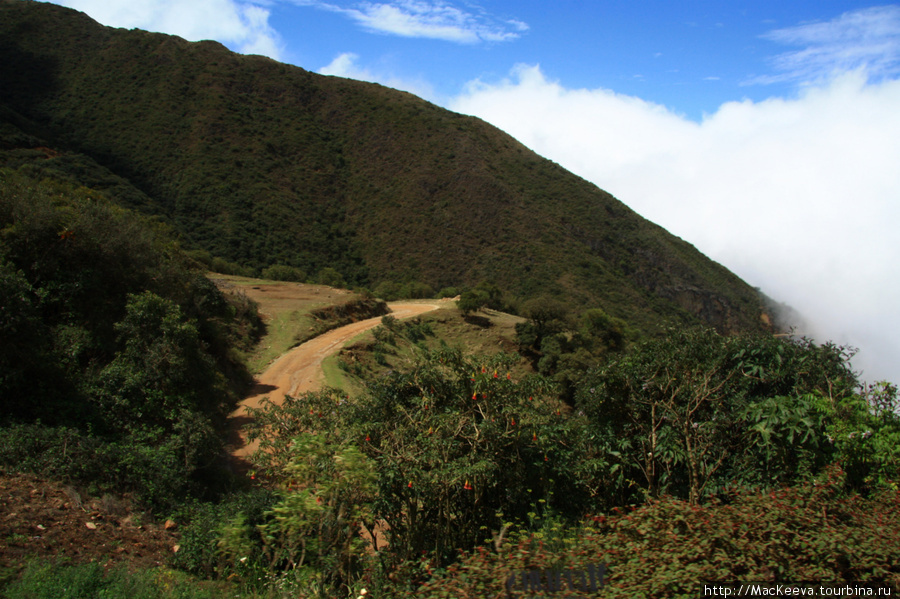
[245,350,605,581]
[95,291,229,431]
[4,559,226,599]
[574,327,889,506]
[373,280,434,300]
[315,267,347,289]
[402,468,900,597]
[252,434,378,591]
[515,304,632,404]
[0,423,217,511]
[374,280,402,301]
[0,169,259,509]
[826,381,900,490]
[261,264,307,283]
[457,281,508,315]
[171,489,277,578]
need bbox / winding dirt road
[229,302,442,460]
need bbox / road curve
[229,302,442,459]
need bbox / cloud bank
[53,0,283,59]
[450,64,900,384]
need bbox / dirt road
[229,302,442,459]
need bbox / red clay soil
[0,472,178,574]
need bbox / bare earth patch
[0,473,177,575]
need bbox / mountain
[0,0,771,335]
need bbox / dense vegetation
[0,169,261,508]
[1,165,897,596]
[1,2,897,597]
[0,0,771,336]
[180,328,897,596]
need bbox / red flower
[365,434,371,442]
[408,481,413,488]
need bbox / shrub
[246,349,604,573]
[171,488,278,578]
[402,468,900,598]
[261,264,307,283]
[316,267,346,288]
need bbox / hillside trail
[228,302,442,465]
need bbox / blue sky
[46,0,900,384]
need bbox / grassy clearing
[209,274,367,374]
[247,309,319,374]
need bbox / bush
[403,468,900,598]
[374,280,401,301]
[246,349,604,573]
[575,328,876,506]
[398,281,434,299]
[261,264,307,283]
[0,423,224,511]
[316,267,346,288]
[171,488,278,578]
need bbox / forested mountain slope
[0,0,770,334]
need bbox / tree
[317,267,347,288]
[456,281,506,315]
[261,264,307,282]
[247,348,602,569]
[576,328,865,504]
[95,291,228,431]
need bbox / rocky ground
[0,472,178,577]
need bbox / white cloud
[52,0,283,59]
[318,52,437,100]
[292,0,525,43]
[750,5,900,85]
[450,65,900,384]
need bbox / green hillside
[0,0,769,335]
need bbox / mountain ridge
[0,0,770,335]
